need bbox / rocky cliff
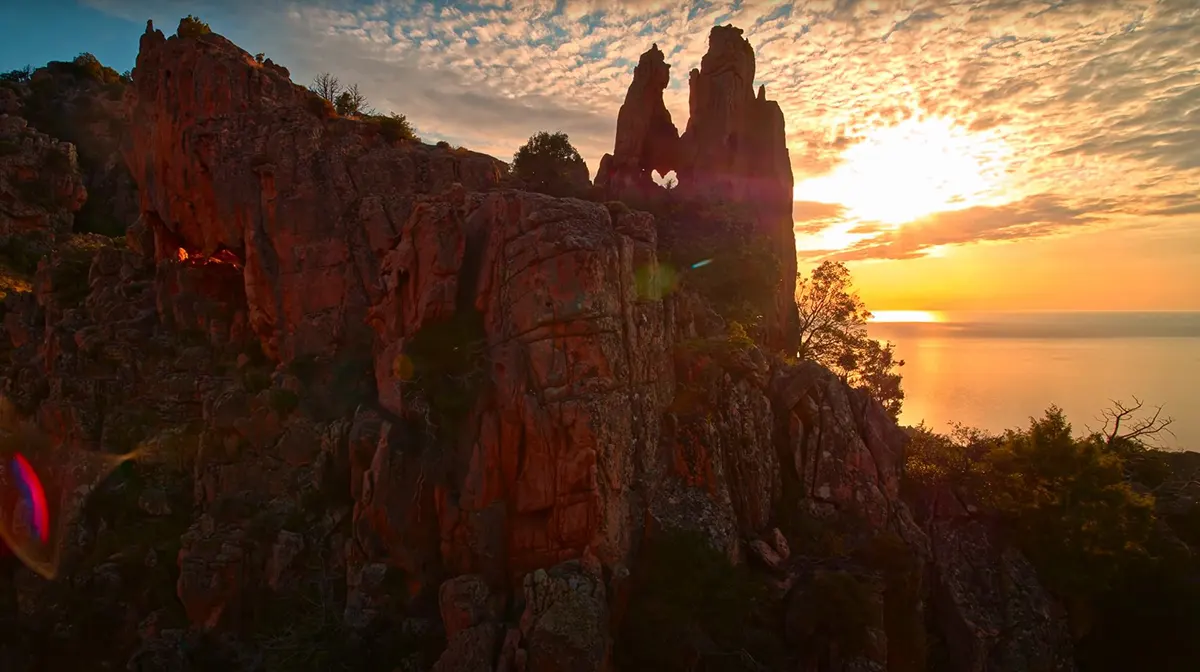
[0,17,1076,672]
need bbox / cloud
[83,0,1199,257]
[823,195,1103,261]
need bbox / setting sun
[794,115,1014,226]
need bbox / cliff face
[3,58,139,237]
[125,23,508,362]
[0,17,1077,672]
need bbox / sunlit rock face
[125,20,507,362]
[597,25,798,352]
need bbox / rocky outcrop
[360,189,669,594]
[595,44,680,199]
[596,25,798,351]
[5,56,139,236]
[125,20,508,362]
[916,489,1077,672]
[0,115,86,241]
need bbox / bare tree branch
[1099,397,1176,449]
[309,72,341,102]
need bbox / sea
[866,311,1200,451]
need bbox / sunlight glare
[870,310,943,323]
[794,116,1014,226]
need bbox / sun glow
[870,310,943,323]
[794,116,1014,226]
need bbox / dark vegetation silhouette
[512,130,589,197]
[308,72,418,141]
[797,261,905,417]
[908,404,1200,671]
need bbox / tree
[0,65,31,83]
[177,15,212,39]
[796,261,905,417]
[983,407,1157,601]
[512,131,588,197]
[376,113,418,143]
[334,82,371,117]
[310,72,341,102]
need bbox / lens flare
[0,422,141,580]
[635,263,677,300]
[11,453,49,544]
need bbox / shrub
[377,113,419,143]
[0,235,47,275]
[435,140,451,149]
[0,65,31,83]
[63,52,123,85]
[512,130,588,197]
[787,570,881,660]
[268,388,300,417]
[177,15,212,39]
[306,95,336,120]
[403,309,487,447]
[617,528,781,670]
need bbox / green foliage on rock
[906,404,1200,671]
[512,130,588,197]
[268,388,301,417]
[372,112,419,143]
[787,569,880,659]
[177,15,213,39]
[403,309,487,446]
[617,528,782,671]
[1,65,32,83]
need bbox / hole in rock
[651,170,679,190]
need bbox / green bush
[177,15,212,39]
[658,204,784,330]
[788,570,880,660]
[983,407,1156,600]
[403,309,486,446]
[376,113,419,143]
[617,528,781,671]
[306,95,336,119]
[268,388,300,417]
[0,236,44,275]
[57,53,124,85]
[0,65,31,83]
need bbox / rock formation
[594,44,680,199]
[0,16,1082,672]
[0,115,86,241]
[4,56,140,236]
[125,21,508,362]
[597,25,798,351]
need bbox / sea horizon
[866,310,1200,451]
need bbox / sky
[1,0,1197,312]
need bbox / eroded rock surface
[126,21,508,362]
[0,115,86,241]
